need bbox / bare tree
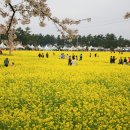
[0,0,91,54]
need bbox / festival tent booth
[37,45,44,50]
[62,46,69,51]
[96,46,104,51]
[77,46,83,50]
[88,46,94,51]
[44,45,51,50]
[104,48,110,51]
[83,46,87,50]
[88,46,99,51]
[51,46,58,50]
[15,44,25,50]
[123,47,130,52]
[0,43,7,49]
[114,47,130,52]
[69,46,77,51]
[114,47,123,51]
[30,45,35,50]
[25,44,30,50]
[26,44,35,50]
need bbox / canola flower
[0,51,130,129]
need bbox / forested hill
[1,27,130,48]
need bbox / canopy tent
[30,45,35,49]
[15,44,25,49]
[96,47,104,51]
[115,46,122,51]
[0,43,7,49]
[26,44,35,50]
[51,46,58,50]
[62,46,69,50]
[77,46,83,50]
[83,46,87,50]
[37,45,43,50]
[69,46,77,51]
[44,45,51,50]
[88,46,94,51]
[123,47,130,51]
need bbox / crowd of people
[110,56,130,65]
[38,52,49,58]
[118,57,130,65]
[0,51,130,68]
[110,56,116,63]
[37,52,130,66]
[59,53,83,66]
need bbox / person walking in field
[38,53,41,58]
[79,54,82,61]
[94,53,97,57]
[128,57,130,65]
[4,58,9,67]
[118,57,123,65]
[124,57,127,64]
[76,56,78,60]
[68,56,72,66]
[72,53,75,60]
[66,54,69,59]
[110,56,113,63]
[46,52,49,58]
[128,57,130,63]
[41,53,44,58]
[89,53,91,57]
[72,57,77,66]
[112,56,116,63]
[110,56,116,63]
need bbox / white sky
[1,0,130,39]
[29,0,130,39]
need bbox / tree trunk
[8,39,12,55]
[9,47,12,55]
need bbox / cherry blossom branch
[7,3,16,34]
[124,12,130,19]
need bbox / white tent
[29,45,35,49]
[44,45,50,50]
[114,46,122,51]
[97,46,104,51]
[77,46,83,50]
[0,43,7,49]
[27,44,31,48]
[83,46,87,50]
[69,46,77,51]
[62,46,68,50]
[88,46,94,51]
[37,45,43,50]
[15,44,25,49]
[51,46,57,50]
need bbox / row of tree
[1,27,130,48]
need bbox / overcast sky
[1,0,130,39]
[28,0,130,39]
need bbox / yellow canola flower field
[0,51,130,129]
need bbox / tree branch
[6,3,16,34]
[41,11,68,35]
